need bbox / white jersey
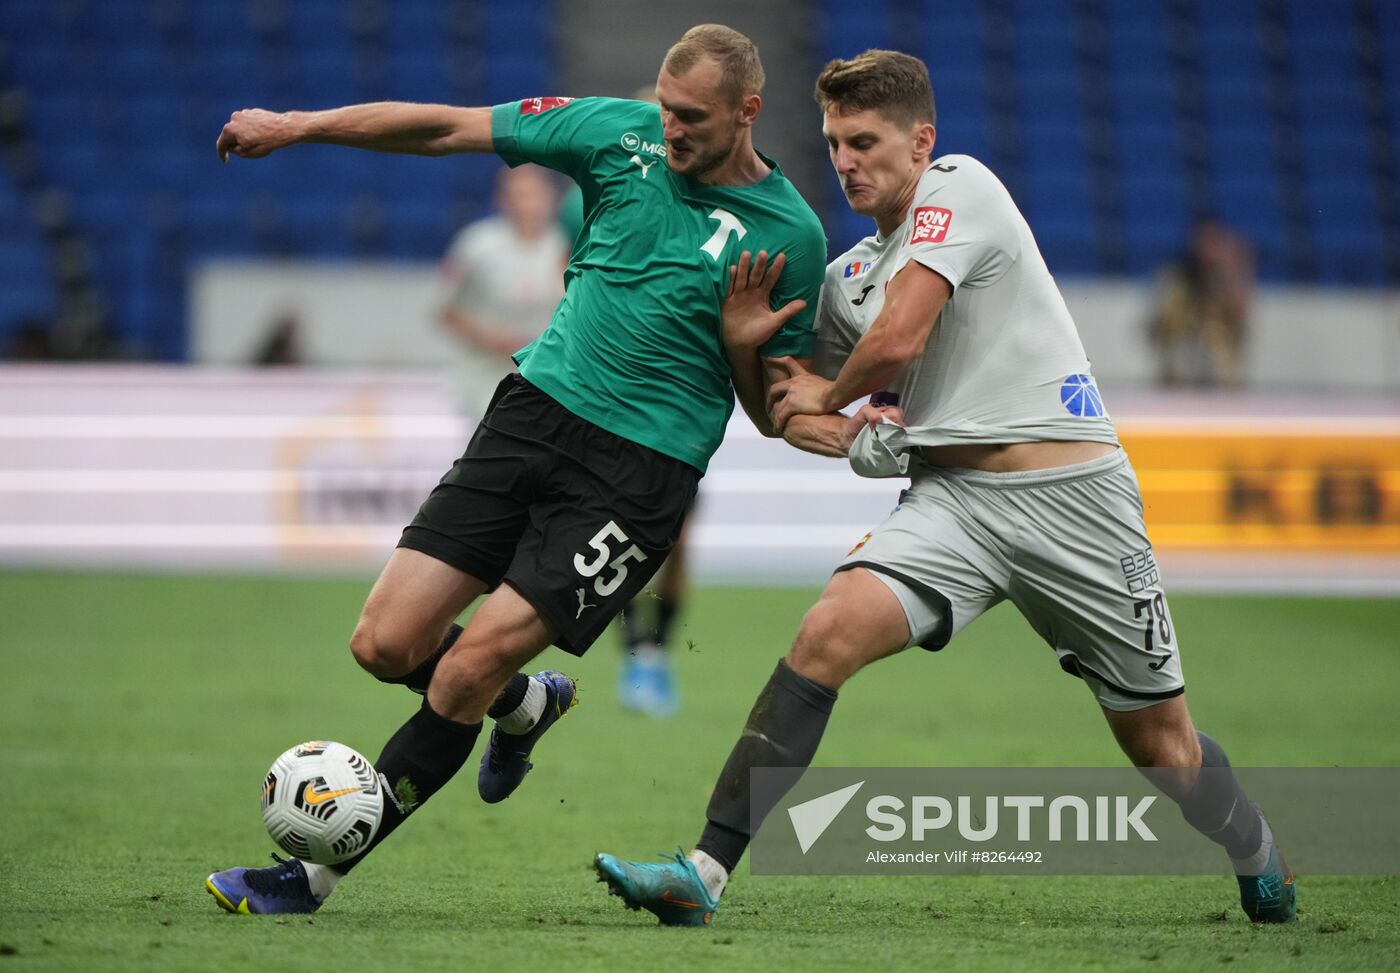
[813,155,1117,449]
[439,215,568,416]
[441,215,567,335]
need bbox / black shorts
[399,374,700,655]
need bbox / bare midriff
[918,440,1117,473]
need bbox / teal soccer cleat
[205,854,320,915]
[594,851,718,926]
[1237,842,1296,923]
[617,648,678,717]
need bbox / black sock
[1171,731,1263,859]
[621,605,648,651]
[654,596,680,648]
[376,624,462,695]
[333,699,481,874]
[486,672,531,720]
[696,659,838,872]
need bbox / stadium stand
[816,0,1400,284]
[0,0,1397,359]
[0,0,554,359]
[0,168,57,354]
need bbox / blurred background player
[438,164,567,418]
[615,517,690,716]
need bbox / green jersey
[559,183,585,255]
[491,97,826,472]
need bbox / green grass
[2,571,1397,971]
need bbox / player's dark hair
[814,50,936,128]
[664,24,765,105]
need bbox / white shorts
[839,448,1184,712]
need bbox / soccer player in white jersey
[595,49,1295,927]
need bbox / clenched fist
[216,109,301,162]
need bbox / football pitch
[2,570,1397,971]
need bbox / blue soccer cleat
[205,854,321,915]
[617,647,677,717]
[478,670,577,803]
[1237,843,1297,923]
[594,851,718,927]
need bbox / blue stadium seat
[1313,219,1385,285]
[920,16,982,75]
[1021,167,1094,229]
[1017,71,1084,126]
[1115,119,1183,176]
[1120,172,1190,274]
[276,197,354,258]
[285,0,354,48]
[387,58,454,104]
[1107,72,1175,128]
[0,0,59,34]
[1213,172,1284,235]
[184,1,258,49]
[1032,220,1101,278]
[1021,117,1088,168]
[0,235,57,347]
[384,199,457,259]
[820,3,895,57]
[1204,127,1282,182]
[182,197,257,258]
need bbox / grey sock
[696,659,838,871]
[1174,731,1264,860]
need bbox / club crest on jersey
[521,96,575,115]
[911,206,953,244]
[1060,373,1106,418]
[843,261,872,278]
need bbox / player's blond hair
[663,24,765,105]
[814,50,936,128]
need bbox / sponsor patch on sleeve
[911,206,953,244]
[520,97,575,115]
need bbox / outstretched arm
[217,103,493,162]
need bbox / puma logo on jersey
[852,284,875,306]
[575,587,596,618]
[629,154,657,178]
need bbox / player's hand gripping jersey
[491,97,827,472]
[813,155,1117,472]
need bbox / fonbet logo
[789,784,1158,853]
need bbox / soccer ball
[260,741,384,865]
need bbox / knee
[348,616,415,678]
[786,599,864,688]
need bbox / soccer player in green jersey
[206,24,826,915]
